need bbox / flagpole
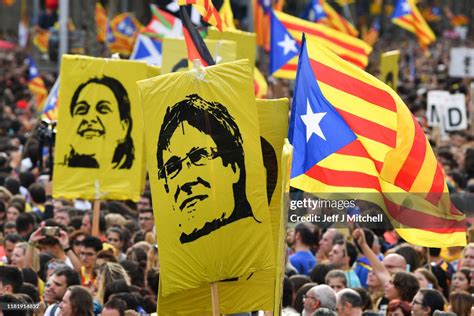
[58,0,69,68]
[211,282,219,316]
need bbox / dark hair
[3,221,17,230]
[107,227,124,242]
[282,276,294,308]
[0,200,5,213]
[146,268,159,296]
[18,282,39,303]
[0,265,24,293]
[0,294,28,316]
[354,229,374,252]
[295,223,316,246]
[396,245,420,272]
[110,292,139,311]
[103,298,127,316]
[84,210,107,233]
[353,288,372,311]
[156,94,254,243]
[67,285,94,316]
[334,240,358,267]
[70,76,134,169]
[310,263,333,285]
[419,289,445,315]
[428,248,441,257]
[81,236,103,252]
[28,183,46,204]
[21,268,38,287]
[456,268,472,286]
[54,266,81,287]
[393,272,420,302]
[15,213,35,234]
[120,260,144,288]
[387,299,411,316]
[289,274,311,294]
[138,207,153,215]
[4,233,23,244]
[19,172,35,190]
[449,290,472,316]
[4,177,20,195]
[104,279,130,303]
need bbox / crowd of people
[0,0,474,316]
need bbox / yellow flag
[138,60,274,296]
[207,27,257,72]
[380,50,400,91]
[146,64,161,78]
[275,139,293,313]
[161,38,237,74]
[53,55,148,201]
[219,0,236,29]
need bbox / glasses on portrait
[158,147,219,180]
[411,299,424,306]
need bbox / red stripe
[310,59,397,112]
[425,163,445,205]
[281,20,367,56]
[398,16,431,42]
[336,140,384,172]
[182,27,209,67]
[305,164,382,190]
[336,108,396,148]
[305,165,465,232]
[394,116,427,191]
[383,197,465,233]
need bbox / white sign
[427,91,467,132]
[442,94,468,131]
[426,90,449,127]
[449,47,474,78]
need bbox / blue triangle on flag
[270,11,300,76]
[289,35,357,178]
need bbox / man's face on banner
[71,83,127,156]
[161,122,240,238]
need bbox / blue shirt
[289,251,316,275]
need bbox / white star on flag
[300,99,327,141]
[277,34,298,56]
[402,2,411,13]
[315,4,323,14]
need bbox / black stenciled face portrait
[67,76,134,169]
[157,94,257,244]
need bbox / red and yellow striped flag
[178,0,227,31]
[289,35,465,247]
[270,10,372,79]
[391,0,436,48]
[27,57,47,110]
[321,0,358,37]
[96,2,107,42]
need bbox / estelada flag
[138,60,274,296]
[289,35,465,247]
[27,57,47,111]
[302,0,358,37]
[391,0,436,48]
[53,55,148,202]
[270,10,372,79]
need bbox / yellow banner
[207,27,257,72]
[155,98,288,314]
[53,55,148,201]
[138,60,274,297]
[161,38,236,74]
[380,50,400,91]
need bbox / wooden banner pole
[211,282,219,316]
[92,199,101,237]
